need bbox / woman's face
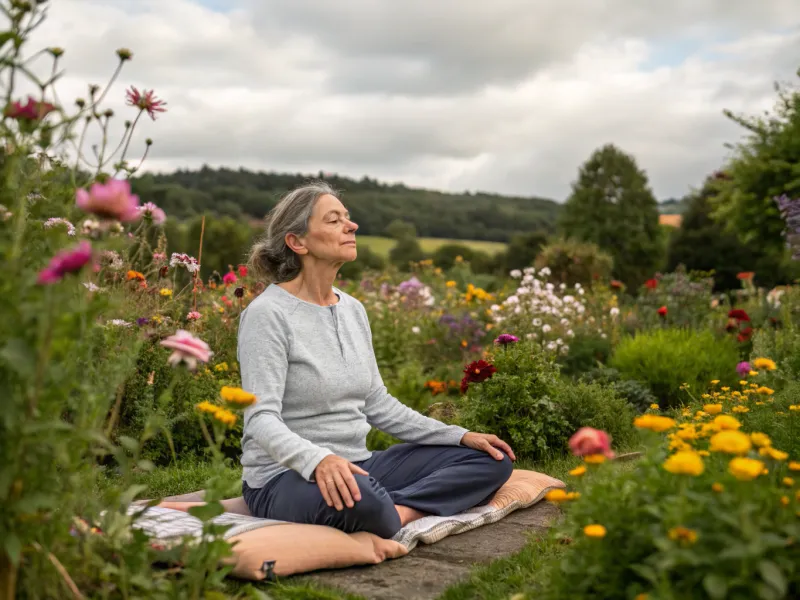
[295,194,358,264]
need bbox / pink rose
[160,329,213,370]
[568,427,614,458]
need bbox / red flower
[460,359,497,393]
[736,272,754,281]
[737,327,753,343]
[657,306,667,317]
[222,271,238,285]
[610,280,624,289]
[238,264,248,278]
[125,86,167,120]
[645,278,658,290]
[4,96,56,121]
[569,427,615,459]
[727,309,750,322]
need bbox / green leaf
[188,501,225,522]
[758,560,787,596]
[119,484,148,506]
[0,31,14,52]
[0,338,36,379]
[3,533,21,566]
[703,574,728,600]
[118,436,139,454]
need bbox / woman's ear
[285,232,308,255]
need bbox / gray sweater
[238,284,469,488]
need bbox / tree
[667,174,760,290]
[711,68,800,257]
[560,144,663,287]
[499,231,549,273]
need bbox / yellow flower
[698,450,710,457]
[220,386,257,406]
[634,415,677,432]
[583,454,606,464]
[710,430,752,455]
[569,465,587,477]
[649,403,660,410]
[738,380,748,386]
[711,482,724,493]
[759,447,788,461]
[583,524,607,538]
[635,595,648,600]
[710,380,720,385]
[750,433,772,448]
[721,386,730,392]
[780,496,790,507]
[544,489,570,504]
[668,526,698,545]
[214,362,229,372]
[213,407,238,426]
[732,406,749,413]
[782,477,794,487]
[159,288,173,297]
[748,370,758,376]
[790,462,800,471]
[713,415,741,430]
[703,403,723,415]
[663,451,704,476]
[196,400,219,415]
[756,386,774,396]
[446,280,457,288]
[790,405,800,411]
[752,357,777,371]
[728,457,765,481]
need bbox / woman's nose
[347,219,358,232]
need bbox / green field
[357,235,507,258]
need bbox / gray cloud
[18,0,800,202]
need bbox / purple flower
[736,361,751,377]
[494,334,519,345]
[136,317,149,327]
[397,276,424,294]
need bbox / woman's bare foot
[395,505,427,526]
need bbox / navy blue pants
[242,443,513,539]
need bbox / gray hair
[248,181,338,283]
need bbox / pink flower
[160,329,213,370]
[494,334,519,345]
[4,96,56,121]
[222,271,237,285]
[37,241,93,285]
[125,86,167,120]
[568,427,615,459]
[736,361,751,377]
[76,179,141,222]
[186,311,202,321]
[138,202,166,224]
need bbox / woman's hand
[314,455,369,511]
[461,432,516,461]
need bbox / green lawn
[357,236,507,258]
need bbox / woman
[239,182,515,539]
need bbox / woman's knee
[470,450,514,487]
[350,475,402,538]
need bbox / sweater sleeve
[357,303,469,445]
[239,304,333,482]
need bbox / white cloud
[18,0,800,200]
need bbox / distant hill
[658,197,690,214]
[131,166,561,243]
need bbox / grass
[108,447,640,599]
[357,235,507,258]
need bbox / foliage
[556,332,613,377]
[711,68,800,258]
[497,230,549,273]
[579,367,658,413]
[132,167,561,243]
[535,237,614,287]
[633,266,718,330]
[543,369,800,600]
[610,329,739,407]
[560,144,664,288]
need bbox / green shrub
[551,381,637,451]
[610,329,739,407]
[557,332,613,377]
[580,367,659,413]
[535,238,614,287]
[457,341,571,461]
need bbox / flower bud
[145,138,153,146]
[124,120,131,128]
[47,47,64,58]
[88,84,99,96]
[103,108,114,118]
[75,98,86,108]
[116,48,133,61]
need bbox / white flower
[555,338,563,345]
[532,318,542,327]
[610,307,620,317]
[505,295,519,304]
[524,267,536,275]
[411,326,420,334]
[44,217,76,236]
[545,282,554,291]
[542,324,552,333]
[510,269,522,278]
[566,329,574,338]
[526,332,537,339]
[559,283,566,290]
[539,267,551,276]
[560,345,570,355]
[83,282,100,292]
[107,319,132,327]
[546,342,557,351]
[563,295,575,304]
[601,333,607,339]
[490,304,501,312]
[560,318,569,326]
[578,288,585,295]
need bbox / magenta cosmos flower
[160,329,213,370]
[736,361,751,377]
[76,179,141,222]
[37,240,93,284]
[494,333,519,345]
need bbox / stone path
[302,502,561,600]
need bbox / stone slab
[302,502,559,600]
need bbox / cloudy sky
[25,0,800,201]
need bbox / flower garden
[2,3,800,600]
